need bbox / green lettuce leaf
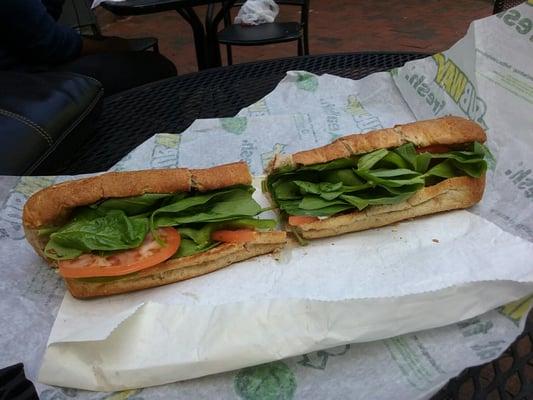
[175,217,277,258]
[94,193,172,216]
[45,210,149,260]
[300,158,358,171]
[174,239,219,258]
[179,218,276,245]
[321,168,364,185]
[43,186,270,261]
[267,141,492,218]
[357,148,388,170]
[152,187,263,228]
[44,240,83,260]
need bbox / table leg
[176,7,208,70]
[204,1,236,68]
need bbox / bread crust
[22,162,251,229]
[270,116,486,171]
[290,176,485,239]
[22,162,284,298]
[191,162,252,192]
[64,231,287,298]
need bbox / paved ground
[96,0,495,74]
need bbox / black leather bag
[0,71,103,175]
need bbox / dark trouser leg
[54,51,177,96]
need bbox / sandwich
[23,162,286,298]
[265,116,492,240]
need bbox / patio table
[51,52,427,174]
[100,0,237,69]
[31,51,532,398]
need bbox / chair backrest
[275,0,310,26]
[493,0,525,13]
[59,0,100,35]
[230,0,310,25]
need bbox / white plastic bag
[234,0,280,25]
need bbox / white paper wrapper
[1,3,533,399]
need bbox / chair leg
[153,41,160,54]
[297,37,304,56]
[226,45,233,65]
[303,26,309,55]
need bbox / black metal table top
[101,0,223,15]
[48,52,427,175]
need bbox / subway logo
[432,54,487,129]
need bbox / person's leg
[55,51,177,96]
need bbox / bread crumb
[432,238,439,243]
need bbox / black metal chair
[493,0,525,13]
[217,0,310,65]
[61,0,159,53]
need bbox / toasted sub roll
[64,232,286,298]
[266,116,488,239]
[23,162,251,229]
[23,162,286,298]
[291,176,485,239]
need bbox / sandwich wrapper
[1,3,533,398]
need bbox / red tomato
[211,229,258,243]
[58,227,181,278]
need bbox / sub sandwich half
[266,116,491,240]
[23,162,286,298]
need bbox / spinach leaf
[300,157,357,171]
[423,159,457,179]
[179,218,276,246]
[341,191,415,208]
[380,151,410,169]
[320,168,363,185]
[44,240,83,260]
[393,143,418,169]
[357,148,388,170]
[152,188,263,227]
[294,181,344,200]
[174,239,219,258]
[356,169,425,187]
[94,193,172,216]
[277,198,352,216]
[175,217,277,258]
[268,141,492,219]
[392,143,431,173]
[218,218,277,230]
[299,196,349,210]
[178,225,214,245]
[45,210,149,260]
[43,186,271,261]
[272,181,301,200]
[452,159,487,178]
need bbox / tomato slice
[288,215,319,226]
[211,229,258,243]
[58,227,181,278]
[416,145,450,154]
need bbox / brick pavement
[97,0,495,74]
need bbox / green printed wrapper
[2,3,533,399]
